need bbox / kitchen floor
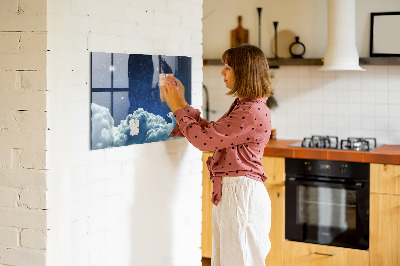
[202,257,211,266]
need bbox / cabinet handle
[314,252,335,257]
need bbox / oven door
[285,177,369,250]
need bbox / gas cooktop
[289,135,382,151]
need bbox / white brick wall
[0,0,48,265]
[47,1,203,266]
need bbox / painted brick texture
[46,0,203,266]
[0,0,48,265]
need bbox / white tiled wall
[203,65,400,144]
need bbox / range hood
[320,0,365,71]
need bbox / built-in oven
[285,158,370,250]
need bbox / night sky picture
[90,52,191,150]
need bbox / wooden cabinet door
[264,184,284,266]
[202,152,213,258]
[370,163,400,195]
[262,156,285,186]
[370,193,400,266]
[284,241,369,266]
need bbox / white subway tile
[374,90,388,104]
[348,128,362,137]
[348,90,362,103]
[374,65,388,77]
[374,77,388,92]
[336,103,349,116]
[388,76,400,92]
[375,104,389,117]
[335,116,348,129]
[361,90,374,104]
[361,103,374,116]
[374,130,389,144]
[284,66,298,77]
[335,72,349,90]
[323,87,336,103]
[388,117,400,131]
[323,103,336,116]
[322,70,335,78]
[361,75,374,91]
[322,115,336,130]
[388,131,400,143]
[347,71,362,90]
[362,116,375,130]
[388,91,400,104]
[348,116,362,129]
[361,129,375,138]
[374,117,389,130]
[388,104,400,117]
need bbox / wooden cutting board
[231,16,249,48]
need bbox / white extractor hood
[320,0,365,71]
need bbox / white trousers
[212,176,271,266]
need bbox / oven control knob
[340,164,347,174]
[304,161,312,171]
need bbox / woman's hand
[160,77,186,113]
[172,77,187,108]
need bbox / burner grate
[340,137,377,151]
[301,135,339,149]
[296,136,378,151]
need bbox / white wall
[47,0,203,266]
[0,0,48,265]
[203,0,400,145]
[203,0,400,58]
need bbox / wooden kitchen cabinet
[202,152,213,258]
[262,156,285,266]
[284,241,369,266]
[370,163,400,266]
[201,154,286,266]
[370,193,400,266]
[264,184,285,266]
[370,163,400,195]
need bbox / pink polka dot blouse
[169,97,272,206]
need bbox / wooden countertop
[263,139,400,165]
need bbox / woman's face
[220,64,235,89]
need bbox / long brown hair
[221,44,273,99]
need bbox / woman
[161,44,273,266]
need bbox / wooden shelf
[268,58,322,67]
[203,57,400,67]
[203,58,323,67]
[359,57,400,65]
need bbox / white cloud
[91,103,179,150]
[91,103,114,149]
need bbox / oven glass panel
[297,186,357,230]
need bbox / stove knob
[305,162,312,171]
[340,164,347,174]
